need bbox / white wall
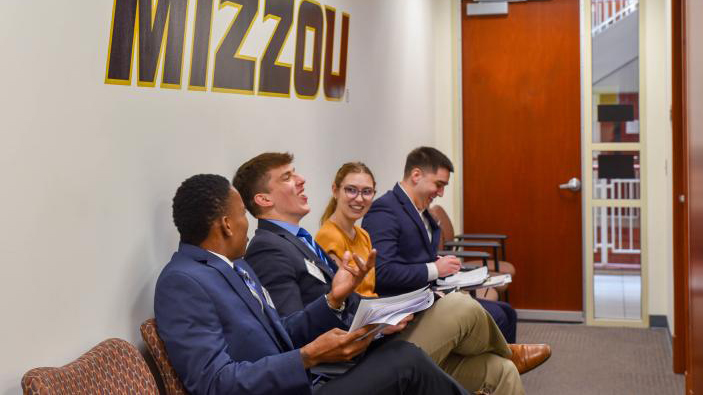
[642,0,675,330]
[432,0,464,230]
[0,0,457,392]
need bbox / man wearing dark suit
[245,215,353,315]
[361,147,538,349]
[235,153,555,394]
[154,174,466,395]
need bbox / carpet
[516,323,685,394]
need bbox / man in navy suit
[362,147,532,348]
[154,174,466,395]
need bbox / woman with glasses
[316,162,379,297]
[315,162,526,395]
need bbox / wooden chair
[429,205,516,301]
[140,318,189,395]
[21,338,158,394]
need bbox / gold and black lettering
[258,0,294,97]
[105,0,189,88]
[323,7,348,101]
[294,0,324,99]
[212,0,259,94]
[188,0,215,90]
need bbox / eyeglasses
[343,185,376,200]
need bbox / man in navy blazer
[154,174,466,395]
[362,147,522,345]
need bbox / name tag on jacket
[304,258,327,283]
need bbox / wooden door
[684,0,703,392]
[461,0,582,311]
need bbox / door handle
[559,177,581,191]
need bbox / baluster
[618,207,623,250]
[610,206,616,252]
[601,207,609,265]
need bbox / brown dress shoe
[508,344,551,374]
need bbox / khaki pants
[394,292,525,395]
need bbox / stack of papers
[437,266,489,287]
[348,286,434,332]
[482,274,512,287]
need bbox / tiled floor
[594,273,641,319]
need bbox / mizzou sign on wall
[104,0,349,100]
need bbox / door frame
[671,0,689,378]
[581,0,649,328]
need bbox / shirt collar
[265,219,301,237]
[207,250,234,269]
[397,182,425,217]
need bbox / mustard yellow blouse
[315,220,378,297]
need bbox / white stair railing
[591,0,638,36]
[593,179,641,265]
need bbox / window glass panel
[592,151,640,199]
[591,0,639,143]
[592,206,641,320]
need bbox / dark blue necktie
[296,227,335,273]
[234,265,265,312]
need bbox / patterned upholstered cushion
[140,318,188,395]
[21,338,158,395]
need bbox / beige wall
[643,0,675,329]
[0,0,457,392]
[432,0,464,230]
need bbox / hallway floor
[517,323,684,394]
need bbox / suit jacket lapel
[206,255,287,351]
[236,258,295,350]
[393,184,433,253]
[258,219,335,281]
[425,210,441,254]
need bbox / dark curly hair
[232,152,294,217]
[172,174,231,245]
[403,147,454,178]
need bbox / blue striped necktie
[296,227,334,273]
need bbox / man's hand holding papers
[300,325,377,368]
[381,313,414,335]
